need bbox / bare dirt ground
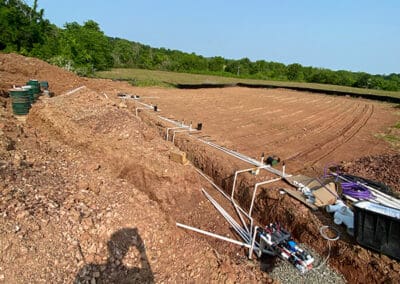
[130,87,398,174]
[1,53,400,283]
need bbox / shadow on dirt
[75,227,154,284]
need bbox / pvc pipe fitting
[326,200,345,213]
[333,208,354,230]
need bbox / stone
[16,210,29,220]
[93,271,100,278]
[118,102,127,109]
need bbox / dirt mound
[342,154,400,195]
[0,86,268,282]
[1,53,399,283]
[0,53,135,97]
[0,53,83,94]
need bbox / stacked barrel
[9,79,49,116]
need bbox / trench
[138,110,393,284]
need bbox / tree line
[1,0,400,91]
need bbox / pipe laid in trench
[176,223,251,248]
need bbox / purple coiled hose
[341,182,374,199]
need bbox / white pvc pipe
[231,167,256,199]
[233,202,251,234]
[64,86,86,95]
[166,126,188,141]
[195,169,231,200]
[249,177,282,217]
[333,173,400,208]
[202,188,263,258]
[249,226,259,259]
[333,209,354,230]
[201,190,251,242]
[176,223,251,248]
[156,115,291,178]
[135,107,148,116]
[231,165,272,201]
[135,100,153,109]
[158,115,183,127]
[197,169,254,236]
[172,129,200,143]
[196,138,290,178]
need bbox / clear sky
[27,0,400,74]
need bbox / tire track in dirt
[308,104,375,165]
[220,97,342,143]
[260,102,358,149]
[287,104,374,166]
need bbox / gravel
[268,245,345,284]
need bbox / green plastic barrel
[9,88,31,115]
[40,81,49,90]
[22,86,35,103]
[26,80,40,94]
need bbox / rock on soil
[342,154,400,196]
[1,53,399,283]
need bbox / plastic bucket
[9,88,31,115]
[22,85,35,103]
[40,81,49,90]
[26,80,40,94]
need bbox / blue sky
[27,0,400,74]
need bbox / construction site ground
[1,53,400,283]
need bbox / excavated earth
[1,53,400,283]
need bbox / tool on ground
[253,223,315,273]
[178,184,315,273]
[266,155,280,166]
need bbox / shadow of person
[75,227,154,284]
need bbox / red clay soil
[0,54,270,282]
[342,154,400,196]
[131,87,398,174]
[0,52,134,96]
[1,53,400,283]
[150,122,400,284]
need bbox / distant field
[96,68,400,100]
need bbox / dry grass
[96,68,400,99]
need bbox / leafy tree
[1,0,399,89]
[0,0,50,52]
[287,63,304,81]
[59,20,112,71]
[208,56,226,72]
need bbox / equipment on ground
[266,155,280,166]
[256,223,314,273]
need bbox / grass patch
[382,134,400,143]
[376,120,400,150]
[96,68,400,100]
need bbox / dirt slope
[0,53,133,96]
[1,54,399,283]
[1,54,269,282]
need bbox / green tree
[286,63,304,81]
[0,0,50,53]
[59,20,112,72]
[208,56,226,72]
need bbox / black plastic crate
[353,201,400,260]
